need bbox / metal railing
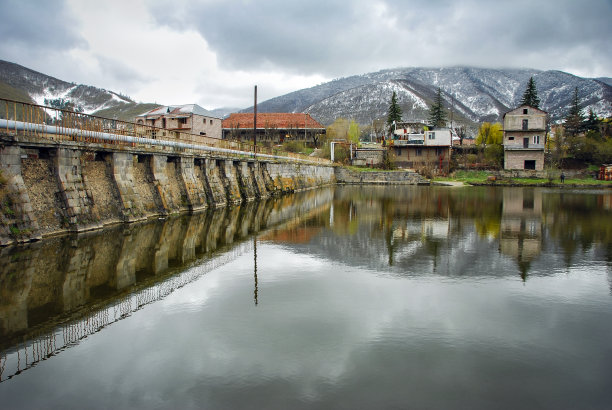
[0,98,331,165]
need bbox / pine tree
[520,76,540,108]
[386,91,402,134]
[564,87,584,136]
[428,87,447,128]
[585,108,600,132]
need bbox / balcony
[504,143,545,150]
[389,134,424,145]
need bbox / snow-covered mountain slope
[247,67,612,125]
[0,59,134,115]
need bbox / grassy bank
[434,170,612,187]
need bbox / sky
[1,0,611,110]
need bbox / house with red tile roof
[222,113,326,145]
[136,104,222,141]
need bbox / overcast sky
[1,0,611,109]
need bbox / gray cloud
[148,0,612,77]
[96,55,150,88]
[0,0,86,52]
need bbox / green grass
[434,170,612,186]
[435,170,491,183]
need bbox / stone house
[503,105,547,170]
[136,104,222,142]
[387,124,452,173]
[222,113,325,145]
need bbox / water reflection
[1,185,611,386]
[307,186,611,281]
[0,188,333,379]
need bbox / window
[524,160,536,170]
[428,132,436,140]
[533,135,540,144]
[178,118,187,125]
[509,136,515,140]
[523,108,528,114]
[210,119,213,125]
[522,119,528,130]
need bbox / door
[523,137,529,148]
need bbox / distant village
[133,77,611,179]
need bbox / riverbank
[434,170,612,188]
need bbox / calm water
[1,186,611,409]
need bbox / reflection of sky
[2,244,611,409]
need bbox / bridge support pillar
[151,155,172,214]
[55,148,102,232]
[236,160,256,202]
[203,159,227,207]
[0,145,41,244]
[179,157,207,211]
[221,160,242,204]
[111,152,147,222]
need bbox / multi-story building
[503,105,547,170]
[135,104,222,142]
[387,122,452,172]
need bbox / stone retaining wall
[335,168,429,185]
[0,143,336,245]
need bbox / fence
[0,98,331,165]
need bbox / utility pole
[253,85,257,156]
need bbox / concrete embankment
[0,141,335,245]
[334,167,430,185]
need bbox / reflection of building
[499,188,543,278]
[503,105,547,171]
[136,104,223,141]
[222,113,325,144]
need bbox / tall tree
[428,87,447,128]
[585,108,600,132]
[386,91,402,134]
[520,76,540,108]
[348,119,360,144]
[564,87,584,136]
[475,122,503,145]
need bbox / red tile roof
[223,113,325,130]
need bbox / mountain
[0,59,153,120]
[244,67,612,126]
[2,60,610,127]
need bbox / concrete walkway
[433,181,467,187]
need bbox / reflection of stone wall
[0,187,335,344]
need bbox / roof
[137,104,220,119]
[223,113,325,130]
[503,105,548,118]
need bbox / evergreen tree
[585,108,600,132]
[520,76,540,108]
[564,87,584,136]
[428,87,447,128]
[386,91,402,134]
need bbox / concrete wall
[504,150,545,171]
[335,168,429,185]
[0,143,336,245]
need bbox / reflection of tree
[544,192,612,269]
[450,187,503,240]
